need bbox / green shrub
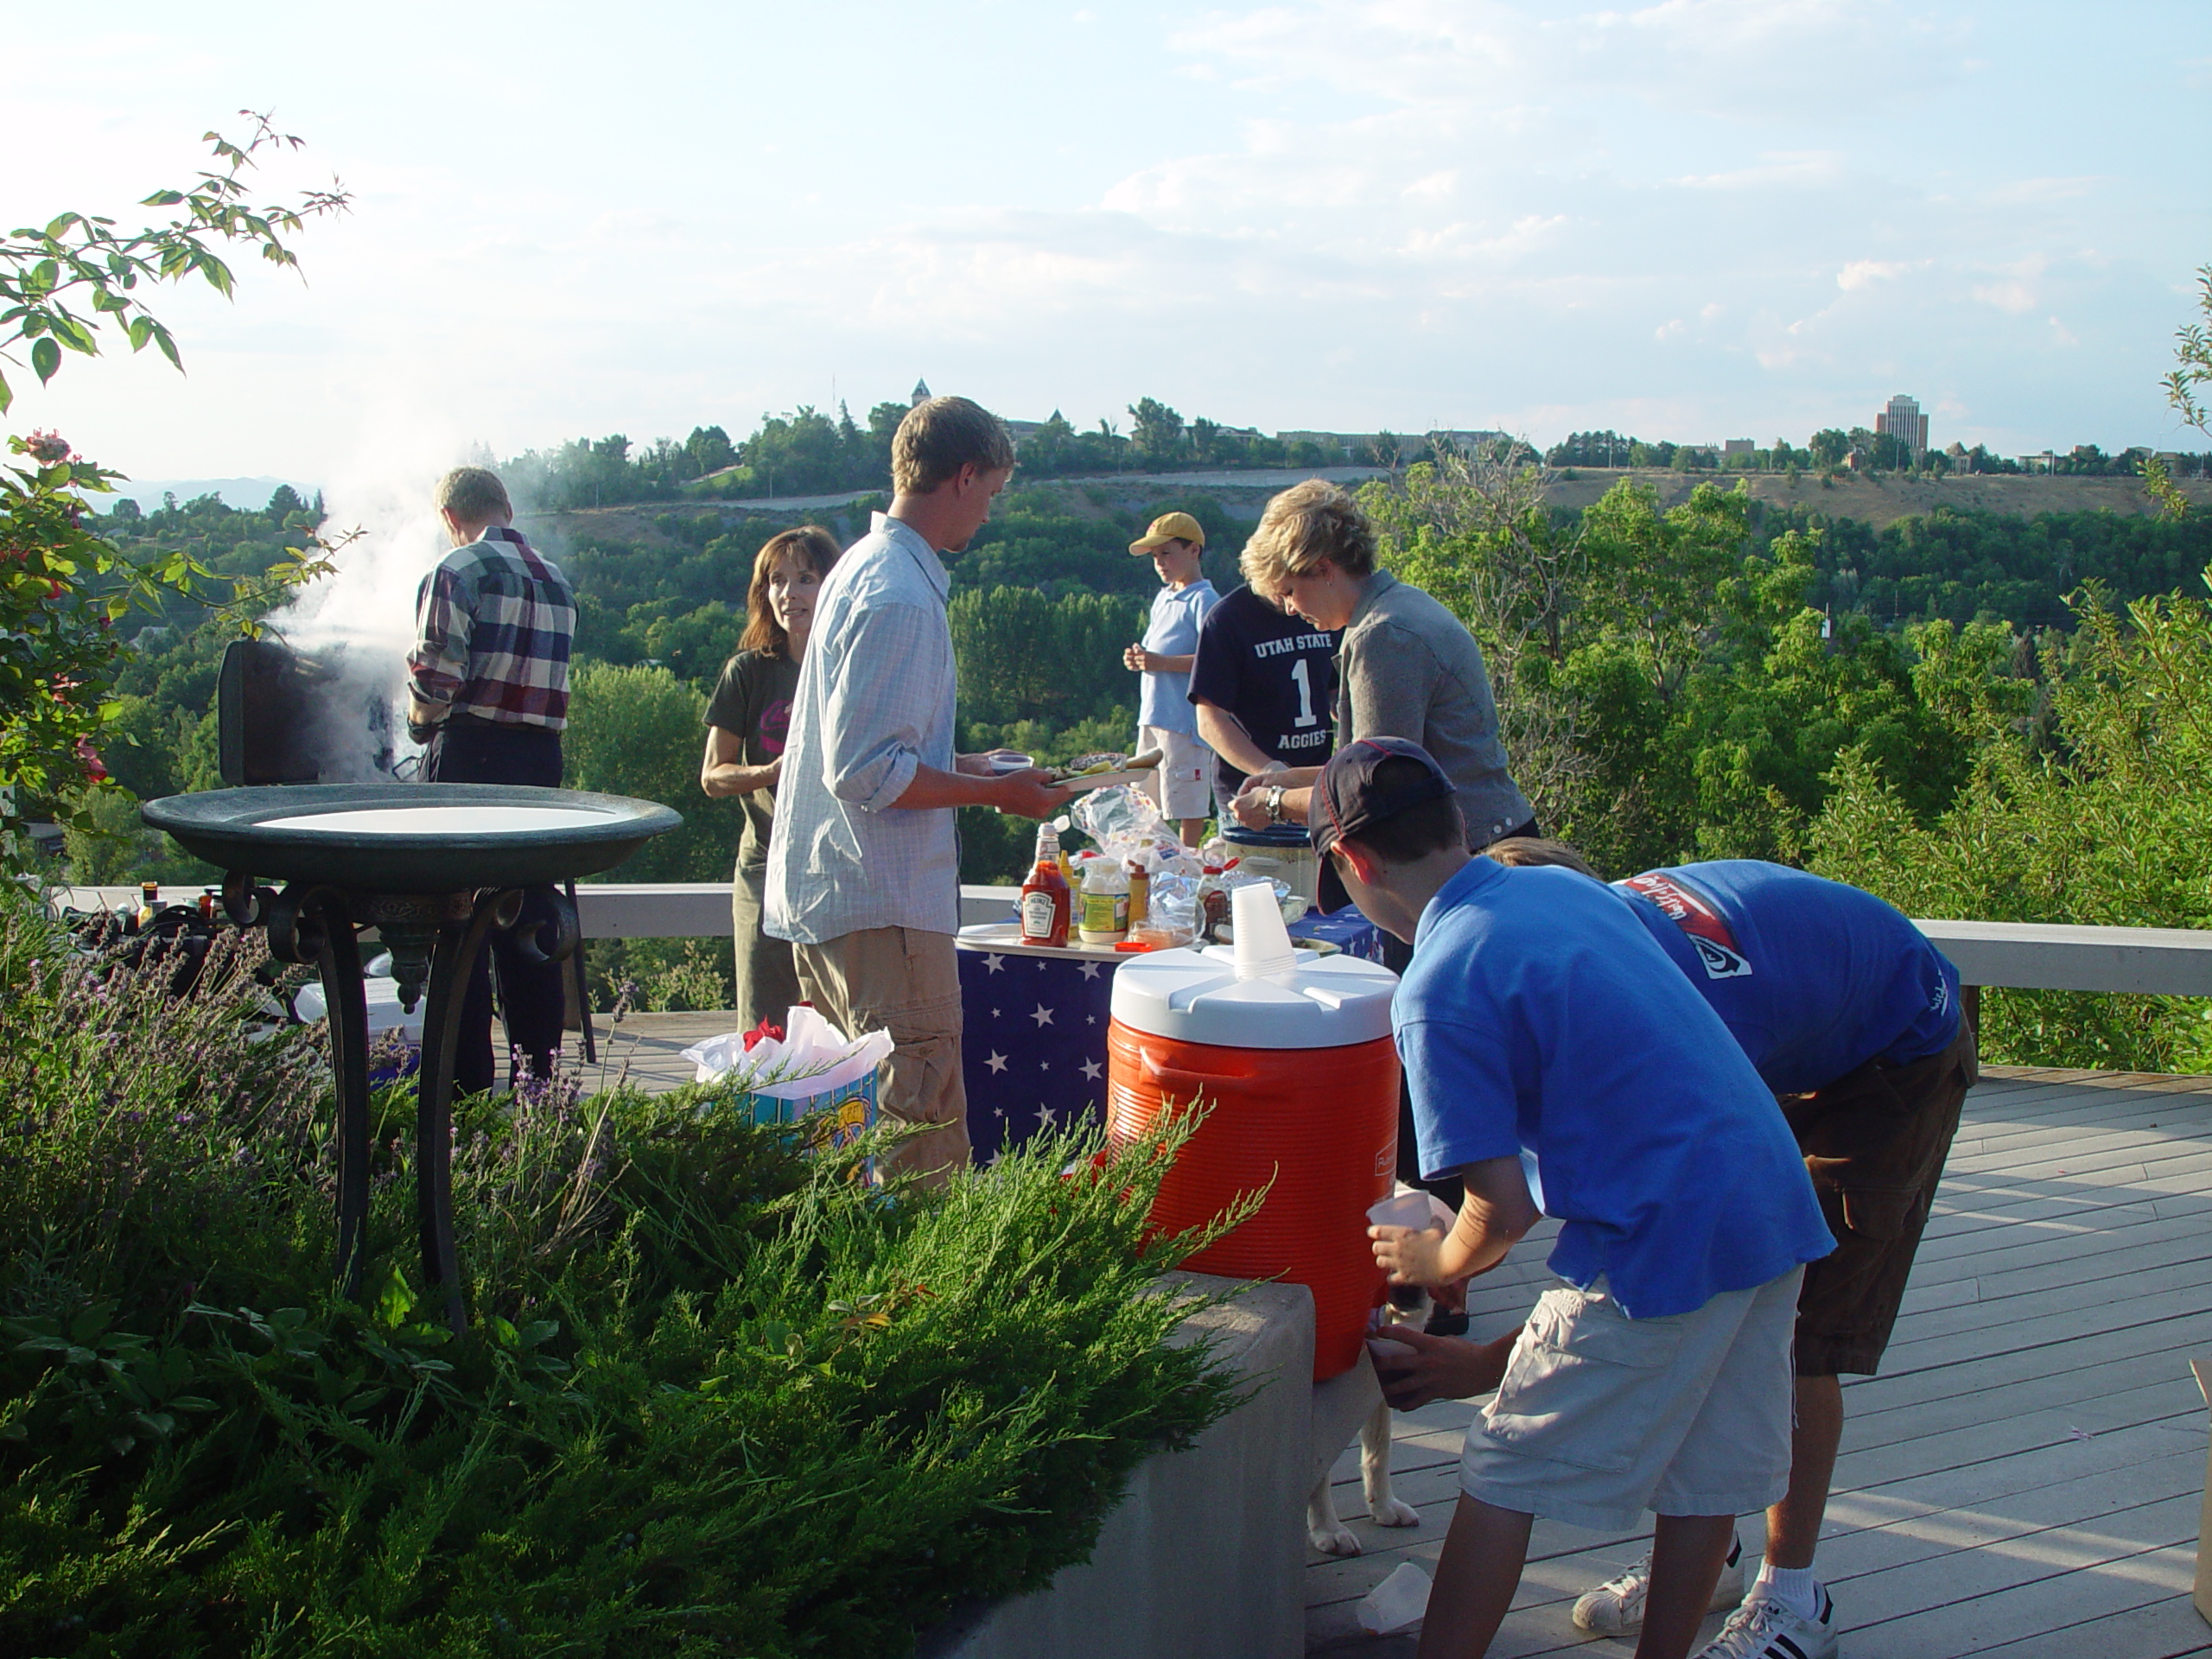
[0,893,1238,1656]
[1811,582,2212,1070]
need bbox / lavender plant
[0,886,1242,1658]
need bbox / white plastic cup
[1230,880,1298,979]
[1357,1561,1433,1634]
[1365,1188,1456,1232]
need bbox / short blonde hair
[1239,480,1376,592]
[436,466,512,525]
[1484,836,1602,879]
[893,396,1015,495]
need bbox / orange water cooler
[1106,913,1401,1381]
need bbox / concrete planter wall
[922,1274,1317,1659]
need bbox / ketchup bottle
[1020,823,1072,947]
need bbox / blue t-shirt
[1185,582,1339,798]
[1138,579,1218,734]
[1398,858,1834,1319]
[1613,861,1961,1096]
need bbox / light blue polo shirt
[1397,858,1834,1319]
[1138,579,1217,734]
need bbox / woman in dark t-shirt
[701,525,842,1027]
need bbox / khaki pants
[731,861,803,1032]
[793,926,969,1187]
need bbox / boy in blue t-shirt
[1122,512,1220,846]
[1322,739,1834,1659]
[1465,841,1975,1655]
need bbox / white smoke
[265,407,485,782]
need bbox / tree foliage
[1811,582,2212,1069]
[0,114,346,413]
[0,125,343,861]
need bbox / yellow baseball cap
[1129,511,1206,554]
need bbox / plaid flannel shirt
[407,526,576,730]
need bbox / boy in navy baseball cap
[1328,738,1834,1659]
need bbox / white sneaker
[1693,1584,1840,1659]
[1572,1535,1745,1635]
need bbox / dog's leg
[1306,1468,1363,1555]
[1360,1399,1420,1529]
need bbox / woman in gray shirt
[1227,480,1534,849]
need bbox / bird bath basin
[142,783,682,1331]
[143,783,678,893]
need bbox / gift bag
[682,1006,892,1152]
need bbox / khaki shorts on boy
[1136,724,1213,821]
[1461,1265,1803,1534]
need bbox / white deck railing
[567,885,2212,998]
[59,881,2212,998]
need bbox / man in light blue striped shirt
[766,397,1069,1184]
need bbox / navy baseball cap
[1310,737,1456,857]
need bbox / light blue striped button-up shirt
[765,513,963,944]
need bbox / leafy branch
[0,111,349,414]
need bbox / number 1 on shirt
[1290,656,1318,728]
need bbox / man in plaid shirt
[405,466,577,1096]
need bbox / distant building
[1875,394,1929,458]
[1277,430,1358,461]
[2019,450,2057,473]
[910,378,931,408]
[1429,429,1509,454]
[1723,439,1755,459]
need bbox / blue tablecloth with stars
[957,906,1387,1167]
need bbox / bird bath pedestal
[142,784,681,1332]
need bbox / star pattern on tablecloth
[961,909,1387,1172]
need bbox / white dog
[1306,1283,1465,1555]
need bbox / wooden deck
[562,1022,2212,1655]
[1308,1066,2212,1658]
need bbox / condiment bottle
[137,880,161,929]
[1020,823,1072,948]
[1128,861,1150,932]
[1079,859,1129,944]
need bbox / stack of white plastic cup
[1230,880,1300,979]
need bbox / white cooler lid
[1109,944,1398,1048]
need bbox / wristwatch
[1265,785,1285,823]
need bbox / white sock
[1753,1561,1819,1619]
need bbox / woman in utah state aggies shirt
[701,526,842,1027]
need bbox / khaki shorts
[1136,725,1214,821]
[793,926,969,1188]
[1785,1017,1977,1376]
[1460,1267,1803,1533]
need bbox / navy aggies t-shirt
[1186,583,1340,799]
[1613,860,1961,1096]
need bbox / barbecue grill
[144,780,679,1332]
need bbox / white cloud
[1974,280,2037,315]
[1838,260,1910,290]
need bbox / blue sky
[6,0,2207,484]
